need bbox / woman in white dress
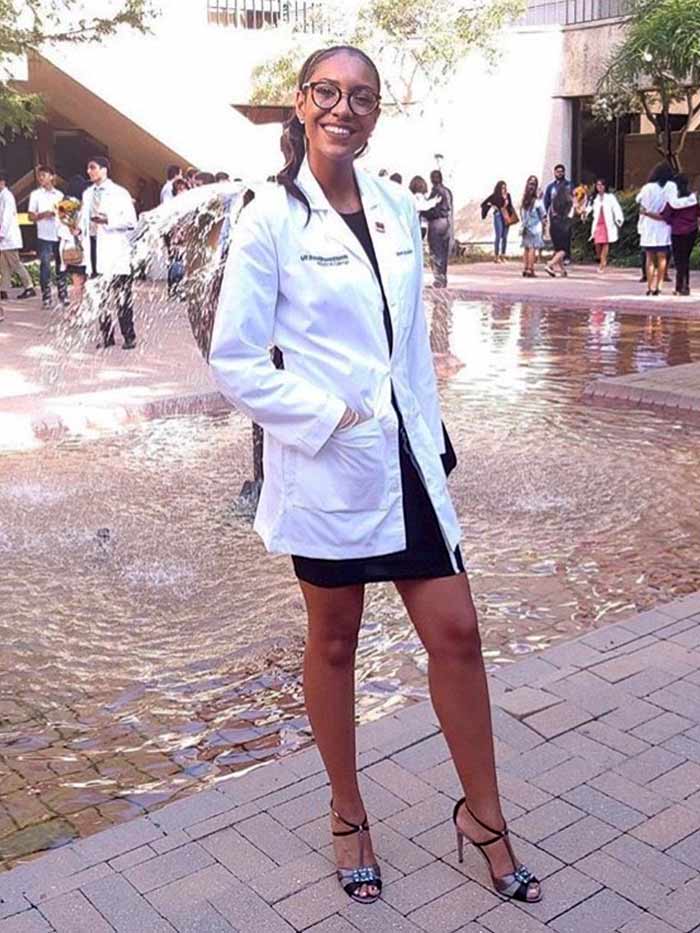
[636,162,674,295]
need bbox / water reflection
[2,299,700,867]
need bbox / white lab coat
[0,187,23,251]
[80,179,137,276]
[587,192,624,243]
[209,159,461,560]
[636,182,672,248]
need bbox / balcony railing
[521,0,631,26]
[207,1,324,31]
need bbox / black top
[340,209,394,355]
[481,192,514,220]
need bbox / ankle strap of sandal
[331,802,369,837]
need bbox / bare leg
[646,250,657,291]
[599,243,609,272]
[299,580,379,899]
[657,250,668,291]
[395,573,541,900]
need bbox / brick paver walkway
[2,594,700,932]
[584,361,700,415]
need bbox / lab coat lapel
[358,174,401,342]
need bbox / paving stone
[356,716,438,757]
[587,651,653,683]
[341,896,425,931]
[517,864,602,924]
[508,832,566,880]
[363,761,436,806]
[210,881,294,932]
[306,918,357,933]
[537,640,606,670]
[381,859,464,915]
[562,785,645,832]
[492,687,562,719]
[248,852,334,903]
[631,804,700,849]
[577,720,651,757]
[24,863,114,906]
[619,609,677,636]
[496,656,563,689]
[488,708,543,752]
[286,746,326,780]
[546,670,628,715]
[618,917,679,933]
[217,762,301,805]
[631,711,694,745]
[408,881,500,932]
[614,747,686,786]
[80,872,175,932]
[411,820,455,860]
[145,865,239,932]
[662,733,700,764]
[530,756,606,796]
[0,895,30,922]
[384,794,453,839]
[655,616,699,638]
[151,830,191,854]
[647,686,700,722]
[0,911,53,932]
[254,772,329,813]
[274,874,349,930]
[358,774,409,820]
[666,828,700,871]
[575,850,671,908]
[589,771,671,817]
[392,734,451,774]
[108,844,156,872]
[614,668,678,698]
[603,834,696,889]
[496,773,552,812]
[500,742,570,780]
[184,801,262,840]
[148,791,233,833]
[600,697,665,732]
[524,702,595,739]
[37,890,113,933]
[656,594,700,620]
[419,760,462,797]
[581,625,641,652]
[549,887,645,933]
[647,875,700,932]
[538,814,621,863]
[479,901,552,933]
[552,730,625,771]
[371,822,435,874]
[71,816,163,866]
[123,841,214,894]
[646,761,700,802]
[236,812,311,864]
[199,825,277,881]
[508,799,585,844]
[271,787,331,830]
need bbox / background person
[0,171,36,300]
[480,180,516,263]
[28,165,68,308]
[160,164,182,204]
[658,174,700,296]
[80,155,138,349]
[409,175,441,241]
[209,43,541,909]
[636,162,674,296]
[520,175,545,277]
[587,178,624,274]
[545,185,575,277]
[423,169,452,287]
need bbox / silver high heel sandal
[330,802,382,904]
[453,797,542,903]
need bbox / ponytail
[278,114,311,222]
[276,44,381,224]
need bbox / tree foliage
[594,0,700,169]
[251,0,526,111]
[1,0,157,142]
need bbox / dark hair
[490,179,507,208]
[554,163,566,172]
[552,185,573,217]
[389,172,402,184]
[67,174,89,199]
[172,178,189,195]
[409,175,428,195]
[0,171,9,184]
[648,161,674,186]
[195,171,215,185]
[88,155,111,172]
[36,164,54,176]
[521,174,539,211]
[595,177,609,194]
[430,169,443,185]
[675,173,691,198]
[185,167,198,179]
[215,171,230,182]
[166,164,181,180]
[278,45,381,221]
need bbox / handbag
[61,233,83,266]
[501,205,519,227]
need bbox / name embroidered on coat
[300,253,350,267]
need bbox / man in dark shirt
[544,164,573,260]
[423,170,452,288]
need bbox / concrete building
[1,0,697,248]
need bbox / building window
[207,1,324,31]
[522,0,631,26]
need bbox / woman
[545,186,575,277]
[481,180,515,262]
[520,175,545,277]
[659,175,700,296]
[209,45,542,907]
[636,162,674,295]
[166,178,190,297]
[587,178,624,274]
[57,174,89,310]
[409,175,441,241]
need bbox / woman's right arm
[209,195,347,458]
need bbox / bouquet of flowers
[573,184,589,215]
[58,197,81,220]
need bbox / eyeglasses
[302,81,381,117]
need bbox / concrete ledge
[584,362,700,417]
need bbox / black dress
[291,208,464,588]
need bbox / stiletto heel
[330,801,382,904]
[452,797,542,903]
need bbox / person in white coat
[587,178,624,273]
[209,45,542,908]
[0,171,36,302]
[636,161,674,295]
[80,156,137,348]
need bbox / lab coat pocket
[290,418,389,513]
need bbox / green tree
[594,0,700,170]
[251,0,526,111]
[1,0,157,142]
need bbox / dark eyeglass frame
[301,81,381,116]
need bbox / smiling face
[596,179,606,195]
[37,170,54,189]
[295,51,380,167]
